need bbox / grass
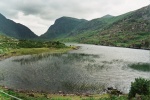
[0,86,111,100]
[0,87,112,100]
[0,93,10,100]
[0,86,130,100]
[0,35,75,60]
[129,63,150,72]
[0,88,129,100]
[9,47,72,55]
[0,47,73,61]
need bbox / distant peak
[58,16,81,20]
[102,14,113,18]
[60,16,71,18]
[56,16,87,22]
[58,16,77,19]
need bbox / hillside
[40,15,117,39]
[0,13,38,39]
[78,5,150,49]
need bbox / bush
[128,78,150,99]
[141,95,150,100]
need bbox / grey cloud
[0,0,149,35]
[1,0,149,20]
[0,0,113,20]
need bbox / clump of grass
[129,63,150,72]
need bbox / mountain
[40,15,116,39]
[40,5,150,49]
[66,5,150,49]
[0,13,38,39]
[40,13,130,40]
[68,14,114,36]
[40,16,87,39]
[89,5,150,49]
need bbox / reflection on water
[0,44,150,94]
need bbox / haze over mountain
[0,13,38,39]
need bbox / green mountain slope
[0,13,38,39]
[57,5,150,49]
[68,15,114,36]
[53,13,129,42]
[40,16,87,39]
[40,13,131,41]
[79,5,150,49]
[39,5,150,49]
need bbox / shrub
[128,78,150,99]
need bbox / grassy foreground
[0,86,123,100]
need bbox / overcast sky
[0,0,150,36]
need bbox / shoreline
[87,43,150,50]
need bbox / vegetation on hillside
[58,11,150,49]
[61,31,150,49]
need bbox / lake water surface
[0,44,149,93]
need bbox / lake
[0,44,149,94]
